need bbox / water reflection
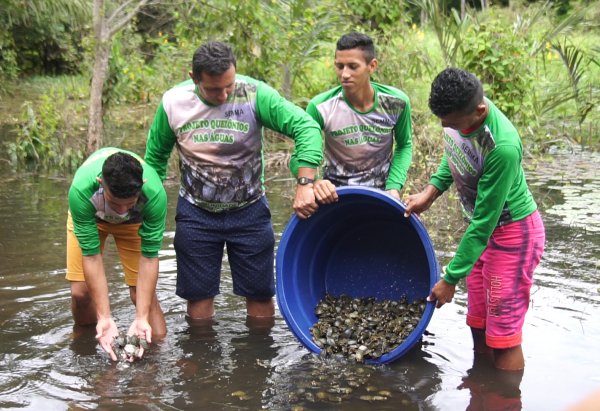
[0,151,599,410]
[458,354,523,411]
[169,315,277,409]
[263,342,442,410]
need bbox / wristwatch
[297,177,314,185]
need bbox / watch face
[297,177,314,185]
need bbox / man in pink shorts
[404,68,545,371]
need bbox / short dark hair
[191,41,236,81]
[428,68,484,117]
[102,152,143,199]
[336,32,375,62]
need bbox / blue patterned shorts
[174,196,275,301]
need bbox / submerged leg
[471,327,493,356]
[246,297,274,318]
[70,281,97,325]
[187,297,216,320]
[128,286,167,337]
[494,345,525,371]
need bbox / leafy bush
[0,31,18,94]
[101,31,160,106]
[7,90,85,172]
[457,17,537,126]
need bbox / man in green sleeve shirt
[144,41,323,322]
[405,68,545,371]
[306,32,412,204]
[66,148,167,361]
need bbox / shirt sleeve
[68,186,101,256]
[139,186,168,258]
[306,100,325,128]
[255,82,323,175]
[443,145,522,284]
[385,99,413,191]
[144,100,177,181]
[429,154,454,193]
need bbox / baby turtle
[310,294,426,362]
[111,332,149,361]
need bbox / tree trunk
[461,0,466,20]
[87,40,110,154]
[85,0,151,153]
[87,0,108,154]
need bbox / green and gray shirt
[145,76,323,212]
[68,147,167,258]
[429,99,538,284]
[306,82,412,190]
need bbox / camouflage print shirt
[145,76,323,213]
[306,82,412,190]
[68,147,167,257]
[429,99,538,284]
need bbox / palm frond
[552,39,588,95]
[530,6,586,56]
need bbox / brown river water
[0,145,598,410]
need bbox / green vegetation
[1,0,598,173]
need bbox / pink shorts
[466,211,545,349]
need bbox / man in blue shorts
[145,41,323,320]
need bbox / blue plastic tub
[276,186,439,364]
